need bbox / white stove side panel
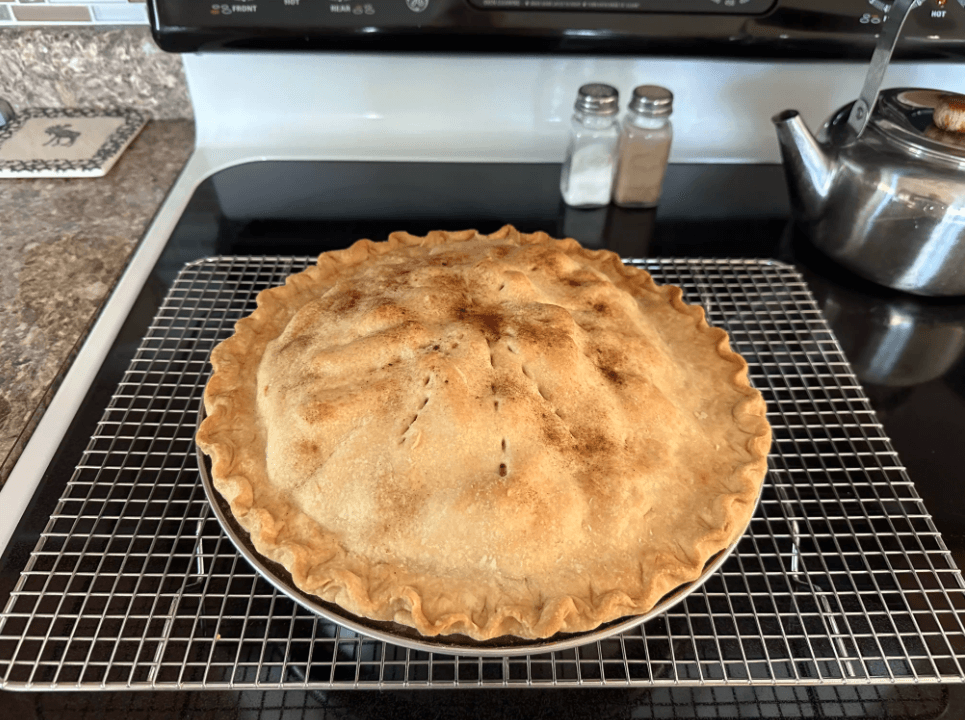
[184,53,965,163]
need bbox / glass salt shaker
[613,85,673,209]
[560,83,620,209]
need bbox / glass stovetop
[1,161,963,719]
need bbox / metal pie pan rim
[196,403,762,657]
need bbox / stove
[1,160,964,717]
[2,0,965,715]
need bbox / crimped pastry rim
[195,226,772,641]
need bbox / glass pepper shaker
[613,85,674,209]
[560,83,620,209]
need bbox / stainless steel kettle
[772,0,965,297]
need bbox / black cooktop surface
[1,162,963,719]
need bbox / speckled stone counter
[0,119,195,486]
[0,27,192,121]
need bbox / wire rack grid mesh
[0,256,963,692]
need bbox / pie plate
[195,403,764,658]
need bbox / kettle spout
[772,109,835,222]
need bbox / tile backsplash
[0,26,192,119]
[0,0,148,25]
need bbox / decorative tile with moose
[0,108,148,178]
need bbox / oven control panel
[150,0,965,55]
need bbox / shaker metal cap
[575,83,619,115]
[629,85,674,117]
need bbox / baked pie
[197,226,771,641]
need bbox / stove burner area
[0,257,963,691]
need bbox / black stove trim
[148,0,965,57]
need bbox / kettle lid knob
[934,94,965,135]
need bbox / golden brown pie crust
[197,226,771,641]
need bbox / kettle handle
[846,0,917,139]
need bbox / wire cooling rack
[1,257,963,692]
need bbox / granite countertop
[0,118,195,487]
